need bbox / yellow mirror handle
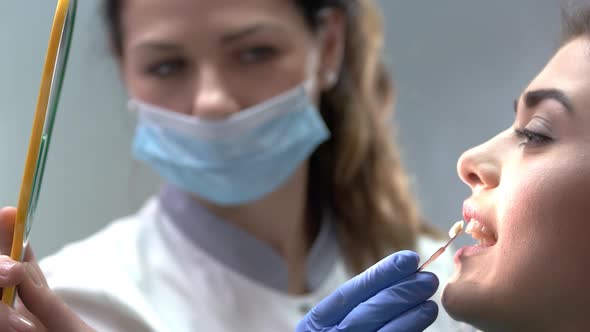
[2,0,70,306]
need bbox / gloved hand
[296,250,438,332]
[0,207,95,332]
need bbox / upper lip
[462,200,498,241]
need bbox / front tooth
[474,221,482,234]
[465,219,477,234]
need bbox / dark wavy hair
[561,1,590,44]
[103,0,436,273]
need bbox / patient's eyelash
[514,128,552,147]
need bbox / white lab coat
[40,197,473,332]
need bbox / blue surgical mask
[129,82,330,206]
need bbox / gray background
[0,1,562,258]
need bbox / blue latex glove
[295,250,439,332]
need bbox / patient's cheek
[497,176,540,239]
[500,159,590,274]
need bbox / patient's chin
[441,278,484,325]
[441,280,466,320]
[442,278,507,332]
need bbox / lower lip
[454,244,492,263]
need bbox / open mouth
[463,202,498,248]
[465,218,497,247]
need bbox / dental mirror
[2,0,77,306]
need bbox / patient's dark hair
[561,2,590,44]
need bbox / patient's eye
[514,128,551,147]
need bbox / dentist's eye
[514,128,552,147]
[145,58,186,78]
[237,46,278,65]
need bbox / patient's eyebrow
[514,88,575,114]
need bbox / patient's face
[442,36,590,331]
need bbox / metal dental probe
[418,220,464,271]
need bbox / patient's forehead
[523,36,590,118]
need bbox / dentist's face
[117,0,344,118]
[443,36,590,331]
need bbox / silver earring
[325,72,338,88]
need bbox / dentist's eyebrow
[133,41,182,52]
[513,88,575,114]
[221,23,286,43]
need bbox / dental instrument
[2,0,77,306]
[418,220,464,271]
